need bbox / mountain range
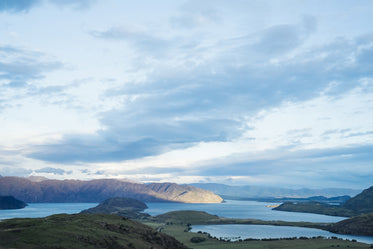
[191,183,361,198]
[0,176,222,203]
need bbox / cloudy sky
[1,0,373,189]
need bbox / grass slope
[343,186,373,214]
[0,213,189,249]
[274,201,355,217]
[155,210,219,224]
[80,197,150,219]
[328,212,373,236]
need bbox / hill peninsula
[81,197,150,219]
[273,186,373,217]
[0,196,27,210]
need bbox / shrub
[190,237,206,243]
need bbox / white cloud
[1,0,373,188]
[247,79,373,150]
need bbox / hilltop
[0,177,223,203]
[81,197,150,219]
[327,212,373,236]
[155,210,220,224]
[0,213,189,249]
[343,186,373,214]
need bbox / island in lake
[0,196,27,210]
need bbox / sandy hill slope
[0,177,223,203]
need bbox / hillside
[274,185,373,217]
[327,213,373,236]
[273,201,355,217]
[0,213,189,249]
[0,196,27,210]
[0,177,223,203]
[155,210,220,224]
[343,186,373,213]
[81,197,150,219]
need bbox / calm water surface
[0,203,97,220]
[145,200,346,222]
[191,224,373,244]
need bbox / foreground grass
[145,222,372,249]
[0,213,188,249]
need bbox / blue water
[146,200,346,222]
[0,203,97,220]
[191,224,373,244]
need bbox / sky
[1,0,373,189]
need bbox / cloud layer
[1,0,373,188]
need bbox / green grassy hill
[155,210,220,224]
[274,185,373,217]
[343,186,373,214]
[0,213,189,249]
[273,201,355,217]
[328,212,373,236]
[80,197,150,219]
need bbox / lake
[1,200,372,244]
[0,203,97,220]
[145,200,346,222]
[0,200,345,223]
[191,224,373,244]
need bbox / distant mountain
[0,177,222,203]
[81,197,150,219]
[191,183,361,198]
[0,196,27,210]
[0,213,189,249]
[252,195,351,205]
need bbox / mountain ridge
[80,197,150,219]
[0,177,222,204]
[191,183,361,198]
